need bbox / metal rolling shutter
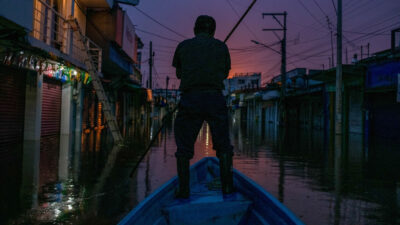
[370,92,400,139]
[39,77,62,187]
[0,65,25,218]
[41,77,62,137]
[0,65,25,157]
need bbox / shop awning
[124,82,141,90]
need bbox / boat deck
[161,178,252,225]
[118,157,304,225]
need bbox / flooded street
[3,114,400,225]
[133,119,400,225]
[135,120,400,225]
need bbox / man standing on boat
[172,15,234,198]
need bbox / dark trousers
[174,91,233,159]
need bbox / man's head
[194,15,216,37]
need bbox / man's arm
[224,44,231,79]
[172,43,182,79]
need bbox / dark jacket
[172,33,231,92]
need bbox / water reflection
[6,109,400,225]
[132,118,400,225]
[7,113,152,225]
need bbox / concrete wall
[312,101,324,129]
[74,1,87,34]
[348,88,363,134]
[21,72,42,208]
[264,101,278,124]
[59,83,73,180]
[0,0,33,31]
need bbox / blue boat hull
[119,157,304,225]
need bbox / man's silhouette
[172,15,234,198]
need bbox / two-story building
[223,72,261,96]
[0,0,144,221]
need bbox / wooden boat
[119,157,304,225]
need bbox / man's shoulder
[178,38,196,47]
[177,37,228,54]
[212,38,225,45]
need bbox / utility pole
[361,45,363,60]
[262,12,287,126]
[329,57,332,69]
[149,41,154,89]
[345,48,348,64]
[327,16,335,68]
[335,0,343,135]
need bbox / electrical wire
[133,6,187,39]
[225,0,259,40]
[135,28,180,43]
[288,20,400,66]
[331,0,337,16]
[312,0,329,18]
[295,0,328,30]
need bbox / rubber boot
[219,153,234,194]
[175,157,190,199]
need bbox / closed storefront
[41,77,62,137]
[0,65,26,219]
[367,92,400,139]
[0,65,26,154]
[40,77,62,187]
[365,61,400,141]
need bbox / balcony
[31,0,102,72]
[78,0,113,8]
[77,0,139,9]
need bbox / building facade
[0,0,146,221]
[223,72,261,96]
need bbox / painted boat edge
[118,157,305,225]
[232,164,305,225]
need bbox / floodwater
[4,112,400,225]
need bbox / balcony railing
[32,0,102,72]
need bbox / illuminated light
[73,70,77,76]
[205,128,209,147]
[67,205,73,210]
[146,89,153,102]
[60,66,64,70]
[54,208,61,217]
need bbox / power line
[343,30,391,36]
[331,0,337,16]
[287,14,400,63]
[295,0,328,30]
[133,7,188,39]
[153,44,177,49]
[312,0,328,18]
[225,0,259,40]
[288,20,400,66]
[136,28,180,43]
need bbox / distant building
[269,68,324,90]
[152,89,180,107]
[271,68,306,89]
[223,72,261,95]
